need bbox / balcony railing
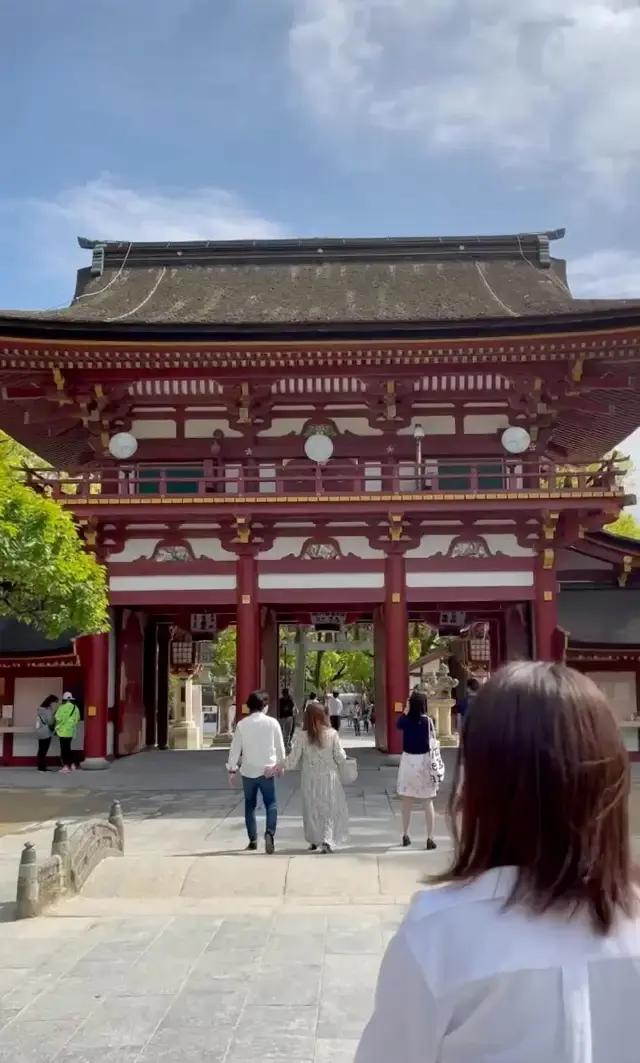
[20,458,627,502]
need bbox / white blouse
[355,867,640,1063]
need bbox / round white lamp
[108,432,138,460]
[304,433,334,464]
[413,423,425,440]
[501,426,531,455]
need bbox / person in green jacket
[54,692,80,773]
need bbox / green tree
[207,626,237,691]
[605,510,640,540]
[0,464,108,638]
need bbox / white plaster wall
[407,571,534,588]
[463,413,509,433]
[178,523,221,530]
[398,416,456,436]
[404,533,533,558]
[336,536,386,559]
[13,677,63,728]
[13,722,115,759]
[130,419,177,439]
[185,418,243,438]
[258,537,307,561]
[125,524,168,531]
[332,417,383,436]
[405,535,456,558]
[187,538,237,561]
[259,418,309,438]
[109,539,160,562]
[483,534,535,557]
[257,535,384,560]
[259,572,384,590]
[110,575,236,591]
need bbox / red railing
[20,458,626,501]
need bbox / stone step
[75,849,452,904]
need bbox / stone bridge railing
[15,800,124,919]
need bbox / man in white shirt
[226,691,286,853]
[327,689,343,732]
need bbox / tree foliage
[0,434,108,638]
[604,510,640,540]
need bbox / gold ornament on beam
[618,555,633,587]
[233,517,251,545]
[542,548,555,570]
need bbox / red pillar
[78,632,110,769]
[384,550,408,755]
[533,550,557,661]
[236,552,259,716]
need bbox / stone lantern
[425,659,459,746]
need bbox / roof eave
[3,303,640,343]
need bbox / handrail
[19,458,627,501]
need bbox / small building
[0,229,639,765]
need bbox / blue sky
[1,0,640,489]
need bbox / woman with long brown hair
[275,699,350,853]
[355,662,640,1063]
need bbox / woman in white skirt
[274,700,349,853]
[396,691,437,849]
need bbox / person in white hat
[53,692,80,773]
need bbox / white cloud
[289,0,640,199]
[13,177,284,278]
[36,177,284,243]
[568,250,640,300]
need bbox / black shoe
[309,844,318,851]
[426,838,437,851]
[402,834,411,847]
[265,831,275,855]
[246,840,258,851]
[321,843,333,854]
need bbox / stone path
[1,741,640,1060]
[0,908,393,1062]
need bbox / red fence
[21,458,626,500]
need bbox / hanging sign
[439,611,466,626]
[311,612,345,631]
[190,613,217,634]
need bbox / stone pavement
[1,739,639,1061]
[0,908,395,1062]
[0,738,433,1062]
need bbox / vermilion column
[533,549,557,661]
[78,632,110,770]
[384,550,409,755]
[236,552,259,716]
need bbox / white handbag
[428,717,445,784]
[339,757,358,785]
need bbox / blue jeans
[242,775,277,841]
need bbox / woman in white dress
[278,700,349,853]
[396,691,438,850]
[355,662,640,1063]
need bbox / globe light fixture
[304,432,334,464]
[413,423,425,440]
[501,425,531,455]
[108,431,138,460]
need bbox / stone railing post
[16,843,39,919]
[109,800,125,852]
[51,821,70,886]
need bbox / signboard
[190,613,216,635]
[197,642,215,665]
[439,611,466,627]
[311,612,345,632]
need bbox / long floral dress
[284,728,349,848]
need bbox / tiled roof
[6,230,631,326]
